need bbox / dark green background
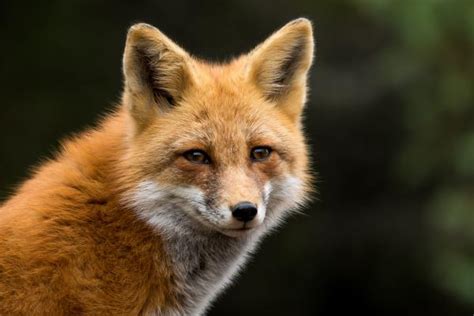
[1,1,473,315]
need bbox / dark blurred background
[1,1,473,315]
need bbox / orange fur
[0,18,314,315]
[0,113,178,314]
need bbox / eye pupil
[251,147,272,161]
[184,150,210,164]
[191,153,202,161]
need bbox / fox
[0,18,314,315]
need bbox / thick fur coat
[0,19,315,315]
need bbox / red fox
[0,18,314,315]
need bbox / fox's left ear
[247,18,314,121]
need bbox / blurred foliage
[1,0,473,315]
[354,0,474,304]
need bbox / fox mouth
[234,227,252,231]
[220,225,258,238]
[228,226,253,232]
[203,218,257,237]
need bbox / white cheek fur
[125,180,209,237]
[264,176,305,229]
[126,176,304,235]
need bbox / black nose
[231,202,257,222]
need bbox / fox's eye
[250,146,272,162]
[183,150,211,164]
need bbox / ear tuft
[248,18,314,102]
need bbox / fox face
[122,19,314,238]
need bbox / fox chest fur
[0,18,314,315]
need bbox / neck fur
[124,180,263,315]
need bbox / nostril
[231,201,258,222]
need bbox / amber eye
[183,150,211,164]
[250,146,272,161]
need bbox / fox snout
[214,169,268,231]
[231,202,258,223]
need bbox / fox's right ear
[122,23,192,132]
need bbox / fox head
[121,19,314,238]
